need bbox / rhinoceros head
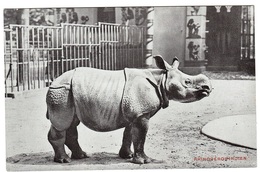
[154,55,212,103]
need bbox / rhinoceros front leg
[119,125,133,159]
[131,116,152,164]
[65,116,89,159]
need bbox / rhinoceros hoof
[71,151,89,159]
[54,156,72,163]
[119,149,133,159]
[132,153,152,164]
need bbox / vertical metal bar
[116,25,119,69]
[51,28,55,80]
[31,27,35,89]
[31,27,34,88]
[81,26,83,45]
[119,26,122,69]
[86,27,89,67]
[77,45,80,68]
[81,45,83,67]
[38,49,40,89]
[132,27,135,67]
[121,26,124,68]
[125,26,127,68]
[36,27,39,89]
[86,42,88,69]
[60,25,63,74]
[126,26,129,67]
[73,26,76,69]
[64,25,68,71]
[141,27,144,68]
[90,27,93,68]
[69,26,72,70]
[120,25,122,69]
[21,26,28,90]
[46,28,50,85]
[114,26,117,70]
[103,25,105,69]
[84,26,89,66]
[108,25,111,70]
[110,25,113,70]
[247,7,251,58]
[10,26,14,92]
[100,24,104,69]
[55,28,59,76]
[27,49,30,90]
[42,28,46,87]
[48,28,51,82]
[21,40,25,91]
[113,25,116,70]
[84,25,86,44]
[14,26,20,91]
[37,27,40,48]
[65,45,68,71]
[32,27,35,48]
[105,25,108,70]
[4,30,7,94]
[80,27,83,67]
[81,26,84,67]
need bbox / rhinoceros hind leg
[65,116,89,159]
[48,126,71,163]
[131,116,152,164]
[119,125,133,159]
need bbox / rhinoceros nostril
[201,85,210,90]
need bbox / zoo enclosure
[4,23,147,96]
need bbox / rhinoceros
[46,55,212,164]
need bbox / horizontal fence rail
[4,23,146,96]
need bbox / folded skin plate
[201,114,256,149]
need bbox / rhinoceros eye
[185,79,192,86]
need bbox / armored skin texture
[46,55,212,164]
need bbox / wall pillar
[145,7,154,67]
[182,6,208,74]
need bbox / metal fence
[4,23,146,96]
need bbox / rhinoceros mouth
[201,90,210,96]
[196,89,211,99]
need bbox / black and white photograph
[3,2,257,171]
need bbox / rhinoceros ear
[153,55,172,70]
[171,56,179,68]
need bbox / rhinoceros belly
[72,68,128,131]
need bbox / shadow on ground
[6,152,131,165]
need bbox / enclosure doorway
[206,6,241,70]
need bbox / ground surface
[5,78,256,170]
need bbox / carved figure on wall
[60,13,67,23]
[59,8,79,24]
[191,6,200,15]
[135,7,147,26]
[121,7,134,25]
[188,41,200,60]
[66,8,78,24]
[30,9,45,25]
[187,19,201,38]
[4,9,20,26]
[29,8,55,26]
[45,9,54,26]
[121,7,147,26]
[81,16,89,24]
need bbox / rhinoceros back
[72,67,127,131]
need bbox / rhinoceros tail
[46,110,49,119]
